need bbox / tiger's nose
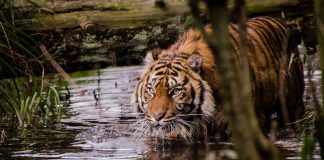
[152,112,166,122]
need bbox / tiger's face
[132,52,215,141]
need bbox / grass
[0,1,66,128]
[299,106,324,159]
[0,76,65,128]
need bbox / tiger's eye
[176,104,185,111]
[172,88,182,96]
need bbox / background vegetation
[0,1,64,128]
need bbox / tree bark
[315,0,324,158]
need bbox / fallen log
[12,0,312,31]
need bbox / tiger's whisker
[177,114,204,117]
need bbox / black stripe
[136,105,142,112]
[248,34,270,69]
[198,80,205,107]
[174,57,187,61]
[155,71,165,76]
[171,77,178,85]
[146,74,151,82]
[190,84,196,103]
[176,54,190,59]
[249,22,277,57]
[151,78,157,84]
[256,19,282,50]
[259,18,285,51]
[247,39,262,107]
[170,70,178,76]
[154,65,165,71]
[166,63,172,68]
[183,76,189,85]
[161,54,171,58]
[159,58,169,61]
[173,66,183,71]
[157,61,168,64]
[264,17,287,37]
[253,18,287,52]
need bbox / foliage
[0,79,63,127]
[0,1,64,128]
[0,0,12,9]
[298,105,324,159]
[301,133,316,160]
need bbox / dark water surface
[0,65,320,159]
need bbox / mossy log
[13,0,312,31]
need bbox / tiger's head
[131,49,215,141]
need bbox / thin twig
[39,43,76,86]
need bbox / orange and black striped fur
[131,17,304,141]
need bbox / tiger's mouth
[131,114,202,141]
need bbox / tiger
[131,16,305,141]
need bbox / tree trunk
[189,0,280,159]
[315,0,324,158]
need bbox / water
[0,65,321,159]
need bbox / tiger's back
[232,17,304,128]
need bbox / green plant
[0,78,63,127]
[299,106,324,160]
[0,2,65,128]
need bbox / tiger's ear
[187,52,203,73]
[144,48,161,65]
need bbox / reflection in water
[0,65,319,159]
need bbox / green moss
[77,54,108,63]
[14,0,48,7]
[152,26,163,36]
[96,2,128,10]
[69,70,97,78]
[133,30,150,42]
